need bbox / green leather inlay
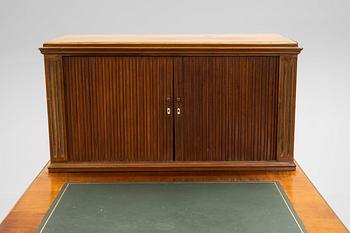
[37,182,307,233]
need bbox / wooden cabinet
[40,34,302,172]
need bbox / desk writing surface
[0,163,348,233]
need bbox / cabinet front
[61,56,174,162]
[174,57,279,161]
[42,35,301,171]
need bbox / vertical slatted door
[62,57,173,161]
[174,57,279,161]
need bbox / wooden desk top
[0,162,347,233]
[43,34,298,46]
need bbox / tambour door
[174,57,279,161]
[62,57,173,161]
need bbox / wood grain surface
[43,34,297,45]
[39,34,302,55]
[62,56,173,162]
[174,56,279,161]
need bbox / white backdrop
[0,0,349,228]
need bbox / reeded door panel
[174,57,279,161]
[62,57,173,161]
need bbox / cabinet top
[43,34,297,46]
[40,34,302,55]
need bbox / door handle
[176,97,181,115]
[166,97,171,115]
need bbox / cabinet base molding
[48,161,296,172]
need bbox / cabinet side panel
[277,56,298,162]
[62,56,173,161]
[175,56,279,161]
[44,55,67,162]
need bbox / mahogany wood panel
[0,163,348,233]
[44,55,67,162]
[175,57,279,161]
[62,56,173,161]
[277,56,298,162]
